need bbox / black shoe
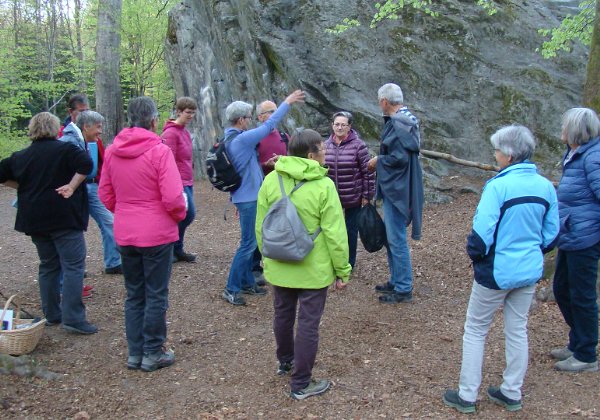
[222,289,246,306]
[105,264,123,275]
[442,389,476,414]
[241,285,267,295]
[45,317,62,326]
[487,386,522,411]
[63,321,98,335]
[374,282,395,293]
[277,361,294,376]
[253,271,266,286]
[174,251,196,263]
[379,290,413,304]
[141,348,175,372]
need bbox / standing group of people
[1,83,598,407]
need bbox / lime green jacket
[256,156,352,288]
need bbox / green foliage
[0,132,29,159]
[538,0,595,58]
[327,0,498,33]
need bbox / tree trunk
[95,0,123,145]
[583,0,600,112]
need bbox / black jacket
[0,138,93,235]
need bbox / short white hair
[490,125,536,163]
[561,107,600,146]
[378,83,404,105]
[225,101,253,124]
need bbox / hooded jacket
[556,137,600,251]
[99,127,187,247]
[256,156,352,289]
[161,120,194,186]
[324,129,375,208]
[376,110,424,240]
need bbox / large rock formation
[164,0,587,180]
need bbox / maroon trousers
[272,285,328,392]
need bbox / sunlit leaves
[538,0,595,58]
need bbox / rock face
[164,0,587,179]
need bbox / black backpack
[206,132,241,192]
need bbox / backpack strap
[276,174,321,239]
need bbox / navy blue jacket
[467,162,559,290]
[557,137,600,251]
[375,110,424,240]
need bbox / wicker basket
[0,295,45,355]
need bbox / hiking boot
[83,284,94,292]
[141,348,175,372]
[105,264,123,274]
[222,289,246,306]
[374,282,395,293]
[277,361,294,376]
[442,389,476,414]
[63,321,98,335]
[127,355,142,370]
[550,346,573,361]
[487,386,522,411]
[241,285,267,295]
[174,251,196,263]
[379,290,413,304]
[554,356,598,372]
[290,379,330,400]
[253,271,266,287]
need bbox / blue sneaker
[487,386,522,411]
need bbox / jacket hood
[110,127,163,159]
[385,112,420,152]
[62,122,82,138]
[327,129,359,145]
[274,156,328,181]
[162,119,185,132]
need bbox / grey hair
[490,125,536,163]
[561,107,600,146]
[225,101,253,124]
[128,96,159,129]
[76,110,105,130]
[378,83,404,105]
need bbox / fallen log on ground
[421,149,499,172]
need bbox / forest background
[0,0,597,160]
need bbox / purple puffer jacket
[325,129,375,209]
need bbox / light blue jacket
[556,137,600,251]
[226,102,290,203]
[59,123,97,179]
[466,162,559,290]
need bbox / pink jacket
[99,127,186,247]
[161,120,194,186]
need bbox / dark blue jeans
[226,201,257,293]
[31,229,87,325]
[272,285,328,392]
[118,243,174,356]
[345,206,361,269]
[175,185,196,253]
[553,242,600,363]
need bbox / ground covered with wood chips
[0,178,598,419]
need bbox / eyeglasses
[243,115,252,120]
[259,110,275,116]
[333,123,349,128]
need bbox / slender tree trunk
[583,0,600,112]
[95,0,123,145]
[74,0,85,90]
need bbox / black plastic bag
[357,202,387,252]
